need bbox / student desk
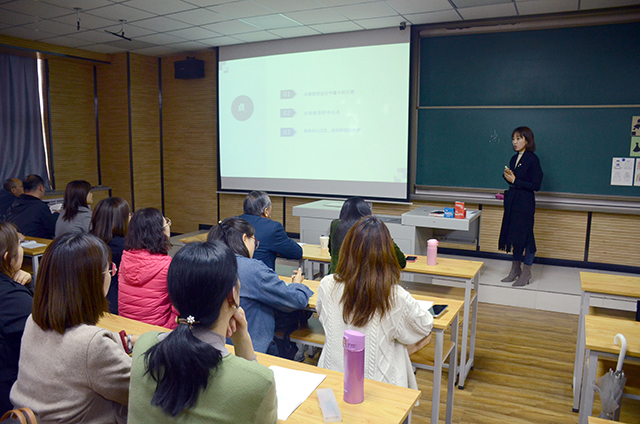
[97,314,421,423]
[294,277,462,424]
[21,237,52,282]
[302,244,481,390]
[573,272,640,411]
[178,231,207,244]
[578,315,640,424]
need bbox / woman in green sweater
[329,197,406,274]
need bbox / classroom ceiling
[0,0,639,56]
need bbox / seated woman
[55,180,93,237]
[328,197,406,274]
[119,208,176,329]
[208,217,313,357]
[90,197,131,314]
[317,216,433,390]
[239,191,302,271]
[0,222,32,414]
[128,241,277,423]
[10,233,131,423]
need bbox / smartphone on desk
[429,304,448,318]
[406,256,417,262]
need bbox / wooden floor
[303,303,640,424]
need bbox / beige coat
[10,316,131,424]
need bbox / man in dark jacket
[6,175,58,239]
[0,178,23,219]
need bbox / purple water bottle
[343,330,365,404]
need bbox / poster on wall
[635,159,640,187]
[610,157,633,186]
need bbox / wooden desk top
[303,244,483,279]
[97,314,420,424]
[179,232,208,244]
[283,277,463,331]
[580,272,640,298]
[585,315,640,357]
[22,237,52,256]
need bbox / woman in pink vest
[119,208,177,329]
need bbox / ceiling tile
[354,16,407,30]
[53,12,120,30]
[81,43,128,53]
[457,2,517,20]
[38,34,93,47]
[85,3,155,21]
[21,19,75,35]
[516,0,579,15]
[209,1,272,19]
[41,0,113,10]
[103,37,157,49]
[125,0,197,15]
[136,32,187,44]
[169,7,227,25]
[164,40,210,51]
[403,9,461,25]
[316,0,376,5]
[103,21,154,37]
[267,25,321,38]
[453,0,512,7]
[283,8,347,25]
[309,20,363,34]
[0,8,39,25]
[384,0,453,15]
[201,19,261,34]
[181,0,238,7]
[133,45,183,55]
[232,30,282,42]
[1,25,54,40]
[166,26,220,40]
[71,29,125,43]
[130,16,192,31]
[331,2,397,19]
[197,35,244,46]
[1,0,71,19]
[250,0,324,13]
[580,0,640,9]
[240,14,302,29]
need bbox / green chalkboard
[416,22,640,197]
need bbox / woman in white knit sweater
[317,215,433,390]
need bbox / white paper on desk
[297,242,306,246]
[20,241,46,248]
[416,300,434,313]
[269,365,326,421]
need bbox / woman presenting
[499,126,543,287]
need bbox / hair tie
[176,315,200,329]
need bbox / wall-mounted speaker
[174,57,205,79]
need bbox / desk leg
[445,314,459,424]
[431,329,444,424]
[578,349,597,424]
[458,278,472,389]
[572,291,590,412]
[32,255,40,285]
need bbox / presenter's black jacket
[499,151,543,257]
[0,191,17,220]
[0,272,33,413]
[5,194,58,239]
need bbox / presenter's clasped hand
[504,167,516,184]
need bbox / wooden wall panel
[48,57,98,189]
[534,209,588,261]
[162,50,217,233]
[129,54,161,211]
[589,213,640,266]
[218,193,244,223]
[285,197,313,234]
[96,53,131,206]
[478,204,504,253]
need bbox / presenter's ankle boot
[501,261,522,282]
[513,265,532,287]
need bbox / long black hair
[143,241,238,416]
[207,216,255,258]
[333,197,372,253]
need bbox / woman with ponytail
[128,241,277,423]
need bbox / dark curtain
[0,54,50,188]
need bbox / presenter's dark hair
[32,233,110,334]
[512,126,536,152]
[90,197,131,244]
[22,174,45,193]
[333,197,372,255]
[143,241,238,416]
[243,191,271,216]
[0,221,20,278]
[125,208,171,255]
[207,216,255,258]
[62,180,92,222]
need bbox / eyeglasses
[105,262,117,277]
[253,237,260,249]
[163,217,172,228]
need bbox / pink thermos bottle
[427,238,439,266]
[343,330,365,404]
